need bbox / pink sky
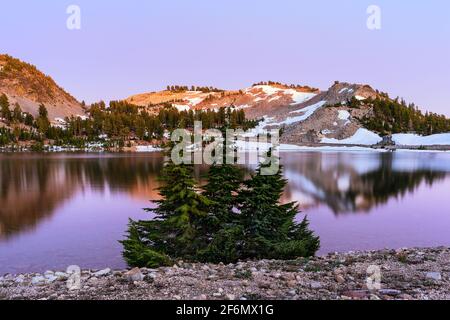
[1,0,449,115]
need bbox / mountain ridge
[1,54,448,146]
[0,54,85,121]
[124,81,384,143]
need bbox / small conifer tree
[237,153,320,260]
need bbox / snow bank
[251,85,316,105]
[278,145,384,152]
[254,85,281,96]
[236,104,251,110]
[392,133,450,146]
[338,110,350,121]
[135,145,163,152]
[321,128,382,145]
[234,140,384,153]
[287,90,316,105]
[186,97,203,106]
[268,96,281,102]
[241,116,274,137]
[174,104,190,112]
[271,100,326,125]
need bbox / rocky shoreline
[1,247,449,300]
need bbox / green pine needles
[121,152,320,267]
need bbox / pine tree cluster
[121,148,320,267]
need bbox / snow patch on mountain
[251,85,316,105]
[186,97,204,106]
[174,104,190,112]
[392,133,450,146]
[338,110,351,121]
[241,116,274,137]
[321,128,382,145]
[268,96,281,102]
[279,100,327,125]
[254,85,281,96]
[135,145,163,152]
[287,90,317,105]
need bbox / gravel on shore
[1,247,449,300]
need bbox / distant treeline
[252,81,319,92]
[166,85,224,93]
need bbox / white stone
[46,275,58,283]
[31,276,46,285]
[93,268,111,277]
[55,272,68,279]
[426,272,442,281]
[147,272,157,279]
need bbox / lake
[1,151,450,274]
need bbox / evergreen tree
[24,113,34,126]
[237,153,320,260]
[198,137,244,263]
[36,104,50,135]
[121,155,211,267]
[12,103,23,122]
[0,94,12,121]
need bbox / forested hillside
[360,97,450,136]
[0,96,257,148]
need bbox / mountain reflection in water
[1,152,449,240]
[282,152,448,214]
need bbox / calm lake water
[1,151,450,274]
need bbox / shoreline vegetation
[1,247,448,300]
[1,143,449,153]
